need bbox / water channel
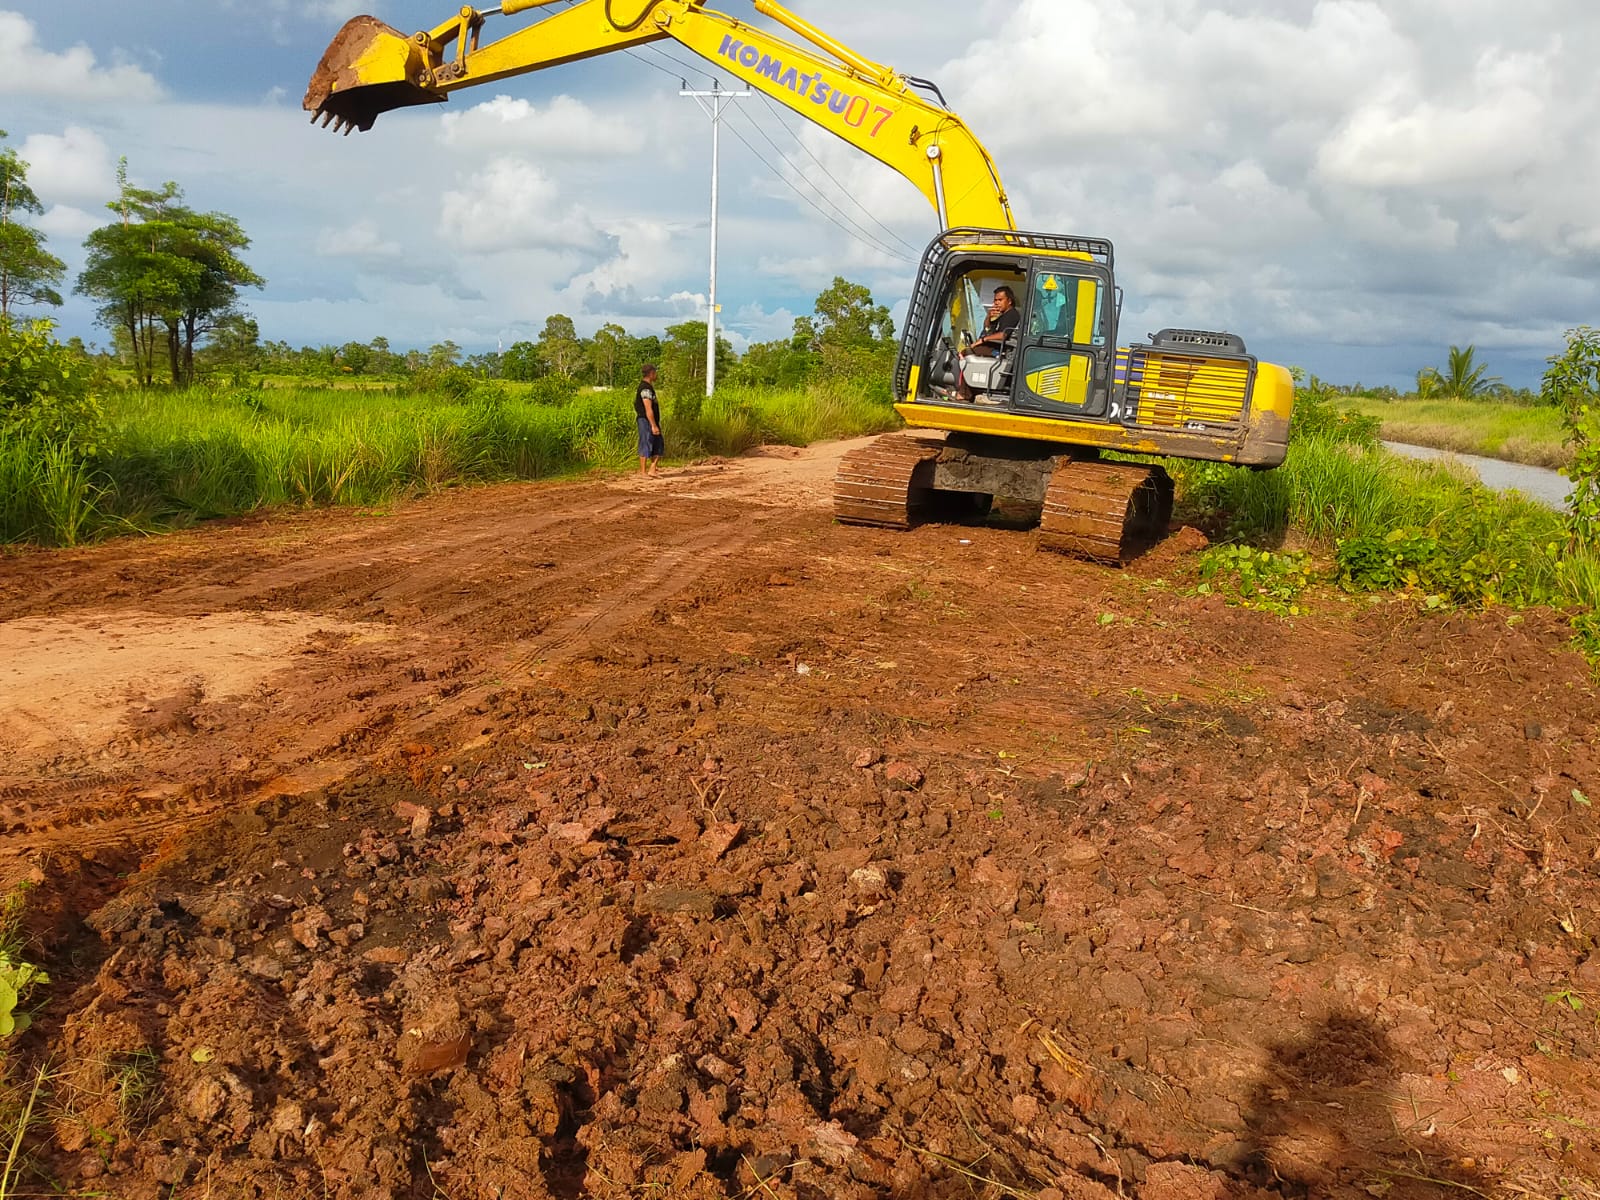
[1382,442,1571,511]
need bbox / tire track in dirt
[0,449,849,864]
[499,514,758,675]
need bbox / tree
[338,340,371,374]
[202,313,261,374]
[588,323,628,388]
[77,164,263,385]
[806,276,896,352]
[78,172,187,385]
[536,315,584,380]
[427,340,461,369]
[0,130,67,319]
[368,336,395,375]
[1540,326,1600,548]
[501,340,540,382]
[1418,344,1501,400]
[661,320,734,393]
[735,338,813,387]
[169,206,263,384]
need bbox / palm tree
[1427,344,1501,399]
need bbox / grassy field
[3,381,1595,647]
[0,380,900,547]
[1347,396,1569,468]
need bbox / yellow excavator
[305,0,1294,562]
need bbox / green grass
[1171,432,1599,629]
[1347,396,1569,469]
[0,379,899,547]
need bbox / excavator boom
[305,0,1014,229]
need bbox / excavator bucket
[303,16,445,134]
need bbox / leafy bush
[1335,522,1564,610]
[0,319,105,454]
[527,376,578,406]
[0,953,47,1038]
[402,365,477,402]
[1541,326,1600,548]
[1196,544,1314,614]
[0,885,47,1039]
[1289,389,1381,447]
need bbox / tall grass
[0,380,900,548]
[1171,433,1598,620]
[1347,396,1569,468]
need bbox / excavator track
[833,435,947,529]
[1038,460,1174,564]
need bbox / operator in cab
[957,285,1019,401]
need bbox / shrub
[1196,544,1314,614]
[527,376,578,406]
[403,365,477,402]
[1288,389,1381,448]
[1541,326,1600,548]
[0,319,105,455]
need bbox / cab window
[1031,272,1105,344]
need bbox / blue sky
[5,0,1598,388]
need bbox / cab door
[1013,267,1114,419]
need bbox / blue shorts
[637,417,664,459]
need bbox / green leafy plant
[1287,389,1381,448]
[1197,544,1315,614]
[0,319,104,455]
[0,952,46,1040]
[0,885,46,1040]
[1541,326,1600,549]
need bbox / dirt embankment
[2,440,1596,1200]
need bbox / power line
[522,4,916,264]
[717,114,916,265]
[748,92,921,256]
[616,43,915,264]
[626,40,922,257]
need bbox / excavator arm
[304,0,1014,230]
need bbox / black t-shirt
[634,380,659,422]
[983,306,1020,341]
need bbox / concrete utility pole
[681,79,750,398]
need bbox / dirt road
[2,439,1596,1199]
[0,443,847,861]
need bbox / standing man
[635,364,663,476]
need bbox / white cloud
[0,11,161,102]
[19,126,116,207]
[439,95,646,158]
[439,157,610,254]
[316,218,401,260]
[35,204,100,241]
[1317,49,1552,189]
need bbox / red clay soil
[1,439,1596,1200]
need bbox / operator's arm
[972,307,1017,349]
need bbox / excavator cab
[900,231,1119,421]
